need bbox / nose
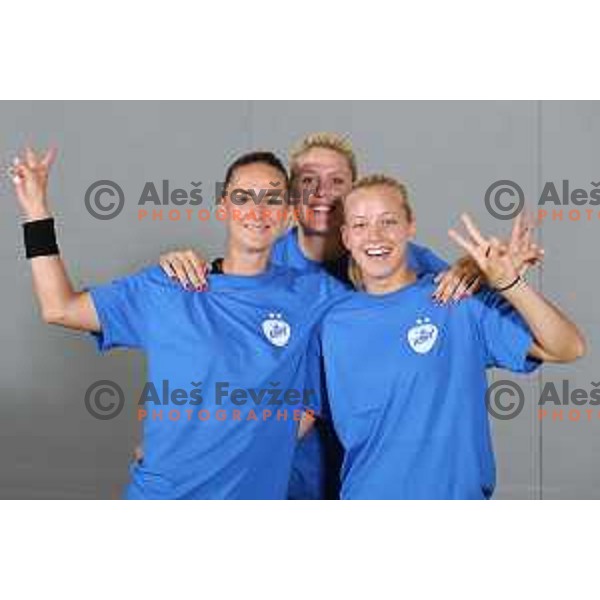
[315,179,332,199]
[368,221,381,236]
[366,221,384,242]
[256,206,271,223]
[239,204,264,223]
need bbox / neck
[222,242,271,276]
[363,263,418,295]
[297,226,345,263]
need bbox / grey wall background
[0,101,597,499]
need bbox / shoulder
[466,286,509,316]
[271,228,295,259]
[132,264,173,286]
[116,264,187,297]
[273,228,294,247]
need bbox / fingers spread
[448,228,477,257]
[460,213,487,247]
[41,147,58,169]
[25,147,38,169]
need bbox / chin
[355,259,401,282]
[247,235,276,251]
[362,267,396,281]
[304,224,330,236]
[302,219,338,236]
[301,211,342,235]
[234,230,276,253]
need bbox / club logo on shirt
[262,313,292,347]
[407,317,439,354]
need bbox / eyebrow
[230,184,283,192]
[348,211,402,220]
[296,164,350,176]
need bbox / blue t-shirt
[88,263,345,499]
[317,274,541,500]
[272,227,450,500]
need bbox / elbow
[572,332,588,361]
[40,306,67,325]
[539,331,587,363]
[559,332,587,363]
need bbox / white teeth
[311,205,334,213]
[365,247,391,257]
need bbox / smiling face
[291,147,354,235]
[223,162,287,254]
[342,183,416,285]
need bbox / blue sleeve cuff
[87,285,115,354]
[502,320,543,374]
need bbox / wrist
[22,217,59,259]
[498,275,527,297]
[488,270,518,289]
[23,207,52,222]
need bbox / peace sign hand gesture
[12,147,57,221]
[506,211,544,277]
[448,213,532,291]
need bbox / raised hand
[448,213,527,290]
[507,211,544,276]
[12,147,57,221]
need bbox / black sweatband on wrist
[23,217,59,259]
[494,274,522,293]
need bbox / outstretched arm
[449,213,586,363]
[12,147,99,331]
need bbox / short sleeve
[475,289,542,374]
[407,242,449,276]
[87,266,156,353]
